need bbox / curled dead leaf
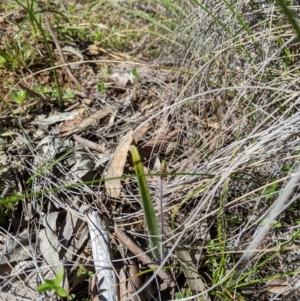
[140,127,180,157]
[88,44,101,55]
[133,121,150,143]
[62,107,115,136]
[265,278,295,295]
[105,130,133,198]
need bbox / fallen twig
[73,134,108,153]
[114,225,175,291]
[43,13,88,98]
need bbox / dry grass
[1,0,300,301]
[154,0,300,299]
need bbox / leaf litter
[0,14,181,298]
[1,1,300,301]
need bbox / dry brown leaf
[143,128,180,148]
[153,125,169,141]
[58,211,84,260]
[166,129,180,141]
[88,44,101,55]
[202,120,229,130]
[165,141,178,155]
[133,121,150,143]
[105,130,133,198]
[60,118,82,132]
[40,212,63,273]
[89,274,99,301]
[109,72,134,89]
[82,98,92,106]
[265,278,294,295]
[32,111,82,125]
[140,127,179,157]
[62,107,114,136]
[119,256,141,301]
[0,243,35,264]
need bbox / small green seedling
[175,288,192,299]
[103,65,110,74]
[131,67,139,82]
[77,265,95,278]
[34,85,53,95]
[93,29,103,41]
[0,49,17,67]
[63,87,75,100]
[97,81,107,93]
[0,56,6,67]
[11,89,27,105]
[150,49,160,58]
[37,268,68,298]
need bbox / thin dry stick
[114,226,175,290]
[208,244,300,256]
[73,134,108,153]
[159,160,167,262]
[43,13,88,97]
[242,166,300,262]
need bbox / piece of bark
[86,212,117,301]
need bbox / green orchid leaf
[53,268,64,288]
[37,280,55,293]
[130,146,162,261]
[56,287,68,297]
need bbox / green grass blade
[171,183,209,229]
[26,146,80,185]
[13,0,63,107]
[222,0,252,37]
[130,146,162,261]
[277,0,300,40]
[120,8,174,33]
[191,0,234,37]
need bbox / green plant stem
[277,0,300,40]
[130,146,162,261]
[14,0,63,107]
